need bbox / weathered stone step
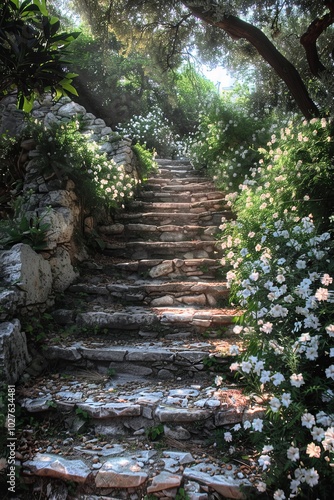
[19,371,251,435]
[144,181,218,193]
[128,199,227,213]
[110,258,223,280]
[138,190,224,203]
[69,280,229,307]
[104,240,221,260]
[18,371,256,498]
[114,210,231,227]
[74,306,238,335]
[146,175,212,185]
[106,223,219,243]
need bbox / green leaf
[59,81,78,96]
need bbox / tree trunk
[184,2,320,119]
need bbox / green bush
[118,105,183,158]
[215,116,334,499]
[188,88,274,192]
[28,119,138,210]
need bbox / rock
[149,261,174,278]
[95,456,148,488]
[24,453,91,483]
[0,319,31,383]
[147,471,182,494]
[49,247,79,292]
[0,243,52,305]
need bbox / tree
[0,0,80,111]
[71,0,334,118]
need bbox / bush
[214,116,334,499]
[118,105,183,158]
[187,88,274,192]
[28,119,139,210]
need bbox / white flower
[304,467,319,487]
[325,365,334,380]
[326,324,334,337]
[290,373,305,387]
[233,325,243,334]
[321,273,333,285]
[315,287,329,301]
[301,412,316,429]
[215,375,223,386]
[260,322,273,334]
[243,420,252,430]
[306,442,321,458]
[269,396,281,412]
[252,418,264,432]
[260,370,271,384]
[272,372,285,386]
[311,426,325,442]
[241,361,252,373]
[276,274,286,283]
[249,271,260,281]
[281,393,292,408]
[322,427,334,451]
[258,454,271,470]
[256,481,267,492]
[273,489,286,499]
[296,260,306,269]
[287,446,300,461]
[224,431,233,442]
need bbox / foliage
[0,0,80,111]
[188,88,273,192]
[118,105,183,158]
[145,423,164,441]
[0,132,24,214]
[0,196,51,250]
[70,0,334,118]
[214,116,334,499]
[27,118,139,210]
[132,143,158,180]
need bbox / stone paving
[15,160,263,499]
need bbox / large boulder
[0,243,52,305]
[0,319,31,383]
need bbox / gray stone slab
[24,453,91,483]
[95,456,148,488]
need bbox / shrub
[118,105,183,158]
[27,118,139,210]
[215,116,334,499]
[187,88,274,192]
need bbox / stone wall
[0,95,140,382]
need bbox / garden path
[16,160,263,499]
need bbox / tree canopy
[70,0,334,118]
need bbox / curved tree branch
[300,0,334,77]
[183,2,320,119]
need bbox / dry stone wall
[0,95,140,382]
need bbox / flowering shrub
[215,116,334,498]
[117,105,183,158]
[29,119,140,210]
[187,90,273,192]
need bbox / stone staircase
[15,160,262,499]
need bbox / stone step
[104,223,219,243]
[128,199,227,213]
[69,280,229,307]
[144,181,218,193]
[103,240,221,260]
[138,190,224,204]
[146,175,211,185]
[109,258,224,280]
[17,371,257,498]
[74,306,237,336]
[114,210,231,227]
